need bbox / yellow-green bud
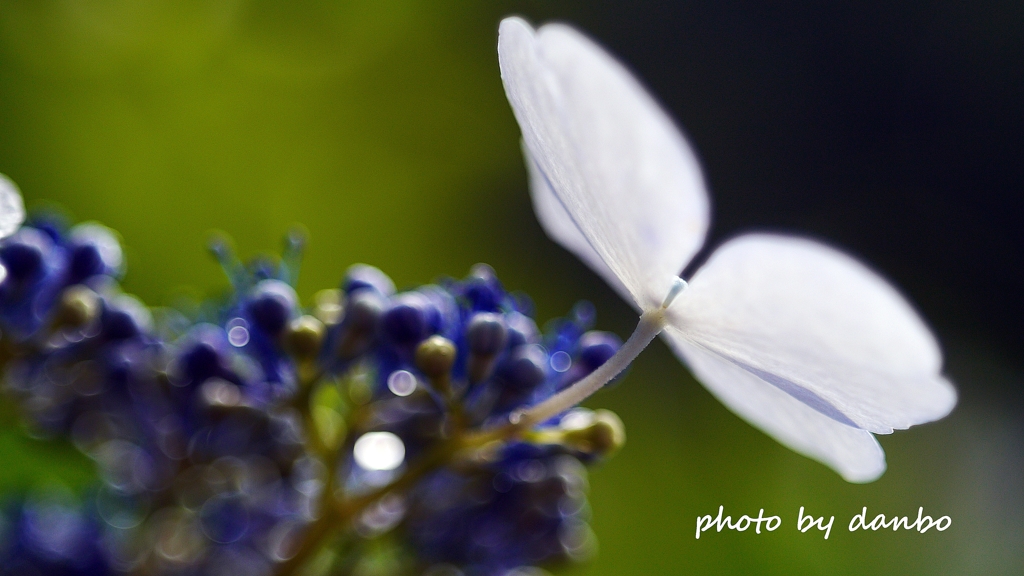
[415,335,457,380]
[285,315,325,360]
[54,285,100,328]
[313,289,343,325]
[562,409,626,457]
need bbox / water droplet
[227,325,249,347]
[353,431,405,471]
[550,350,572,372]
[387,370,417,397]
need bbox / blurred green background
[0,1,1021,575]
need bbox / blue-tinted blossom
[0,204,624,575]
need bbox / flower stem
[274,415,525,575]
[271,310,669,575]
[510,309,666,428]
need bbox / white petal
[523,143,634,306]
[664,330,886,482]
[499,18,709,311]
[0,174,26,239]
[667,234,957,437]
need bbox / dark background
[0,1,1020,574]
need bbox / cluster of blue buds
[0,205,626,575]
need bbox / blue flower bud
[550,318,584,356]
[179,324,232,385]
[501,345,548,391]
[505,312,539,348]
[101,295,151,341]
[461,264,505,311]
[343,264,395,296]
[465,312,507,356]
[0,208,624,576]
[382,292,434,348]
[245,280,297,336]
[418,285,458,338]
[67,223,123,283]
[576,331,621,371]
[0,227,52,282]
[331,288,385,359]
[28,214,65,244]
[466,312,508,383]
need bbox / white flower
[497,17,956,483]
[0,174,25,239]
